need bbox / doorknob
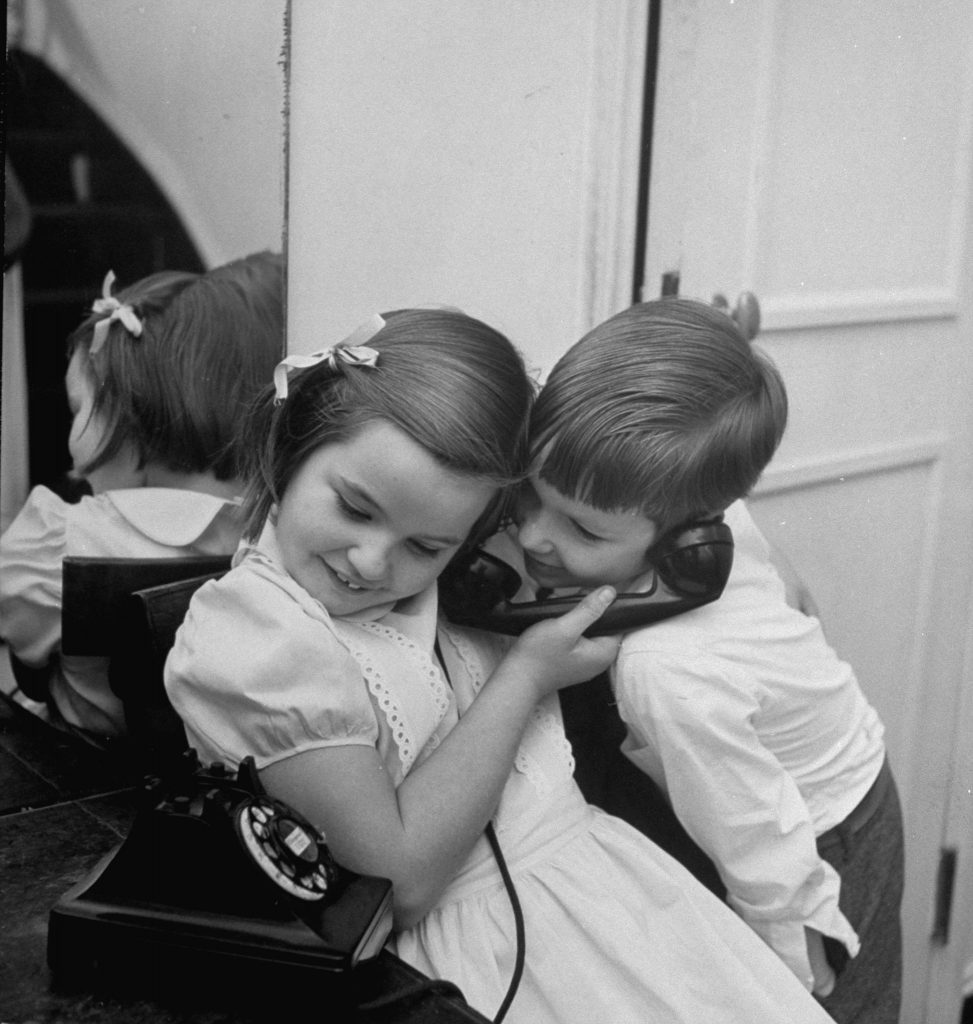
[711,291,761,341]
[656,273,761,341]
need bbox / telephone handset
[439,519,734,637]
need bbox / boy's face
[516,475,659,591]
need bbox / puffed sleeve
[164,563,380,770]
[0,486,67,665]
[614,647,859,990]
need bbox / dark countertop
[0,688,488,1024]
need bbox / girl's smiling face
[274,419,496,616]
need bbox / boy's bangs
[538,433,651,515]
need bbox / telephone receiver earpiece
[439,519,734,637]
[652,520,735,597]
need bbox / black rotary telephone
[47,752,394,1008]
[439,518,734,637]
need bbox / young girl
[511,298,903,1023]
[0,252,283,740]
[164,308,834,1024]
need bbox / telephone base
[48,843,393,1008]
[47,757,394,1008]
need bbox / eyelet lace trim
[442,625,485,695]
[353,620,452,773]
[531,703,576,775]
[339,632,416,770]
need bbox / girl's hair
[530,298,787,536]
[242,308,534,546]
[68,250,284,481]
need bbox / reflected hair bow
[273,314,385,403]
[89,270,144,354]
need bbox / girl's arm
[261,587,620,929]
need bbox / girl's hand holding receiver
[507,586,621,702]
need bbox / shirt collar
[105,488,241,547]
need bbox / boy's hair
[69,250,284,481]
[530,297,787,536]
[242,307,534,546]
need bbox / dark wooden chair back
[60,556,230,771]
[112,571,228,772]
[10,556,231,704]
[61,556,231,655]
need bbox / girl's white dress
[165,524,834,1024]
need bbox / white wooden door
[643,3,973,1020]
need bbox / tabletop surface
[0,679,488,1024]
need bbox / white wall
[16,0,287,267]
[286,0,646,370]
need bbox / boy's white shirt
[484,500,882,989]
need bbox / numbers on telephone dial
[235,796,338,901]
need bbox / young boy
[509,298,903,1024]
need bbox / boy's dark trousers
[816,758,904,1024]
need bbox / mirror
[3,0,287,518]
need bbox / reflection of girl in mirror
[0,252,283,742]
[165,310,834,1024]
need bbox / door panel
[644,3,973,1020]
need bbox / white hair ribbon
[273,314,385,403]
[89,270,144,354]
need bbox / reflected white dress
[0,485,242,734]
[166,524,834,1024]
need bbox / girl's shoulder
[184,553,338,647]
[1,486,69,551]
[166,556,379,764]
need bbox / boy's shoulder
[721,500,772,562]
[618,502,801,654]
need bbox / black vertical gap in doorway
[632,0,662,306]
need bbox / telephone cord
[483,818,526,1023]
[434,637,526,1023]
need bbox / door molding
[763,289,960,332]
[580,0,650,331]
[757,436,945,495]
